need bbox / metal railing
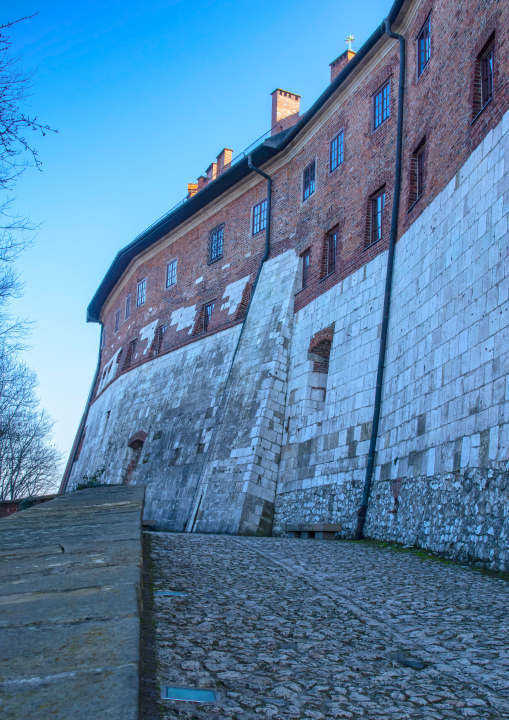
[129,126,275,245]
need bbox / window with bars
[137,279,146,307]
[166,259,177,288]
[417,16,431,77]
[303,161,315,201]
[252,199,267,235]
[367,188,386,246]
[114,309,120,334]
[203,302,215,331]
[209,224,224,263]
[481,44,494,108]
[409,140,426,208]
[125,293,131,320]
[157,324,167,353]
[373,82,390,129]
[301,249,310,289]
[326,231,337,275]
[330,131,344,173]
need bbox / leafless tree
[0,16,61,500]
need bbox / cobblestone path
[148,534,509,719]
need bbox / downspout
[355,20,406,539]
[59,323,104,493]
[186,155,272,531]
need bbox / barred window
[330,131,344,173]
[481,44,494,107]
[209,224,224,262]
[204,301,215,331]
[301,249,310,289]
[166,259,177,288]
[373,82,390,129]
[137,279,146,307]
[326,231,337,275]
[417,16,431,77]
[370,189,386,245]
[114,309,120,334]
[303,161,315,201]
[252,199,267,235]
[157,324,167,353]
[125,293,131,320]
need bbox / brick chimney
[197,175,207,191]
[206,162,217,182]
[330,49,356,83]
[271,88,300,136]
[216,148,233,176]
[187,182,198,198]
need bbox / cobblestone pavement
[148,534,509,719]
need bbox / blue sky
[4,0,391,459]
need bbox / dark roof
[87,0,406,323]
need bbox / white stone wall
[273,110,509,571]
[68,326,242,530]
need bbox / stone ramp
[0,486,145,720]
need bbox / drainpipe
[59,323,104,493]
[186,155,272,532]
[355,20,406,539]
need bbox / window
[203,302,215,331]
[473,36,495,119]
[481,44,494,108]
[122,339,137,370]
[301,250,310,289]
[409,140,425,208]
[137,279,146,307]
[417,16,431,77]
[303,161,315,201]
[252,199,267,235]
[209,224,224,262]
[125,293,131,320]
[373,82,390,129]
[166,259,177,288]
[114,309,120,334]
[330,131,344,173]
[157,324,167,353]
[326,231,337,275]
[368,189,386,246]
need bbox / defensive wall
[64,0,509,569]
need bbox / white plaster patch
[98,347,122,394]
[221,275,251,315]
[170,304,197,334]
[195,276,204,284]
[139,319,160,355]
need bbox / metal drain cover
[161,686,218,703]
[155,590,188,597]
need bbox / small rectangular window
[327,232,337,275]
[157,324,167,353]
[370,189,386,245]
[303,161,315,201]
[209,225,224,263]
[166,259,177,288]
[417,148,424,199]
[252,199,267,235]
[481,44,494,107]
[203,302,215,331]
[137,279,146,307]
[125,293,131,320]
[417,16,431,77]
[330,131,344,173]
[301,250,310,289]
[373,82,390,129]
[114,309,120,334]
